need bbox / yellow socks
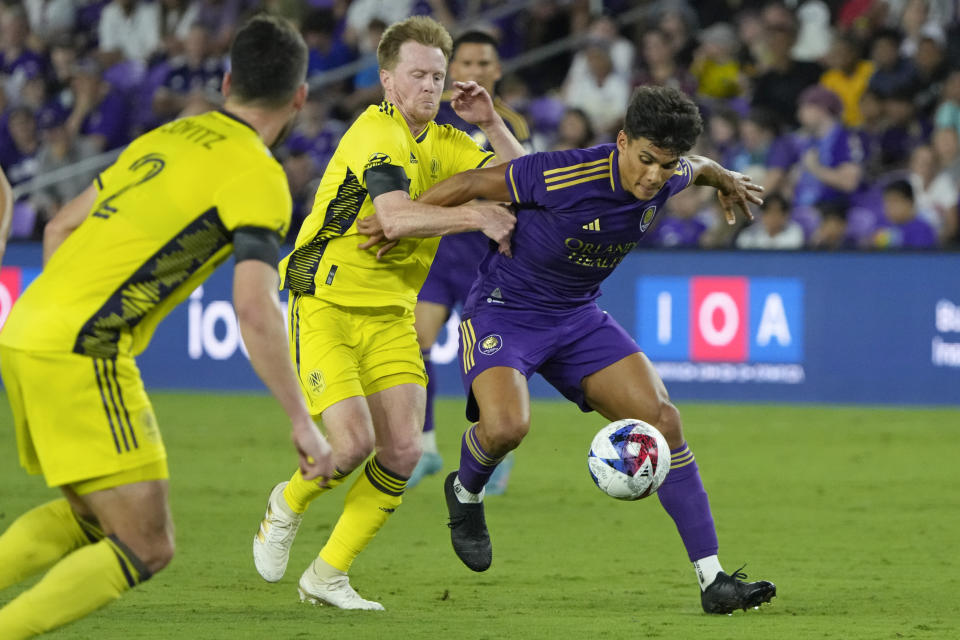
[319,457,406,572]
[0,499,102,591]
[283,467,351,514]
[0,535,150,639]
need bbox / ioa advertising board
[636,276,804,385]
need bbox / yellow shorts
[0,346,168,490]
[289,294,427,415]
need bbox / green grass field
[1,393,958,639]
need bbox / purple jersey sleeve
[506,147,618,210]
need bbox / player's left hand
[450,81,495,128]
[716,170,763,225]
[357,214,399,260]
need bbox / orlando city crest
[640,206,657,232]
[478,334,503,356]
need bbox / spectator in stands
[0,107,41,192]
[634,27,697,97]
[159,0,201,58]
[551,107,594,151]
[343,0,413,49]
[909,24,950,119]
[690,22,743,101]
[867,178,938,249]
[0,7,46,104]
[302,7,354,78]
[656,7,698,68]
[932,126,960,184]
[737,107,792,190]
[735,192,805,249]
[648,185,710,249]
[151,23,225,123]
[749,15,822,128]
[191,0,245,55]
[64,59,131,153]
[866,28,915,98]
[32,104,99,227]
[933,69,960,140]
[282,137,321,243]
[97,0,161,68]
[878,87,930,170]
[706,106,743,171]
[794,85,864,220]
[565,14,635,89]
[819,34,873,128]
[283,94,346,174]
[24,0,76,42]
[561,39,629,138]
[908,144,959,242]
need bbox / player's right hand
[476,202,516,257]
[291,420,334,483]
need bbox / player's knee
[377,437,422,477]
[335,429,376,472]
[654,400,683,446]
[481,413,529,454]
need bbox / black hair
[761,192,790,212]
[883,178,914,201]
[452,30,500,59]
[871,27,903,46]
[229,14,307,108]
[623,85,703,154]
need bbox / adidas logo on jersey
[582,218,601,231]
[487,287,505,305]
[409,152,418,164]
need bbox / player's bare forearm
[480,118,526,164]
[233,260,333,480]
[686,155,763,225]
[373,191,484,239]
[418,164,512,207]
[42,183,98,264]
[0,169,11,268]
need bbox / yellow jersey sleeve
[436,124,496,181]
[339,108,411,191]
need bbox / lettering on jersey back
[160,119,227,149]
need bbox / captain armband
[233,226,282,266]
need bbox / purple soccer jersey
[464,144,692,315]
[420,97,531,308]
[458,144,693,417]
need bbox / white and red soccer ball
[588,419,670,500]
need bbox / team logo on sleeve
[365,153,391,170]
[640,206,658,232]
[478,334,503,356]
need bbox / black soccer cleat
[701,567,776,614]
[444,471,492,572]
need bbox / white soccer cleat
[298,562,384,611]
[253,482,302,582]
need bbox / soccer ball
[588,419,671,500]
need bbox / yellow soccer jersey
[280,100,495,311]
[0,110,290,357]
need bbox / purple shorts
[458,303,641,421]
[419,232,490,308]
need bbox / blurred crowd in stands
[1,0,959,250]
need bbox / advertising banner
[2,246,958,406]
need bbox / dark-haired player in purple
[360,85,775,614]
[408,29,532,490]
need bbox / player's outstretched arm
[686,155,764,225]
[0,168,11,268]
[42,183,97,264]
[233,258,334,482]
[450,81,526,163]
